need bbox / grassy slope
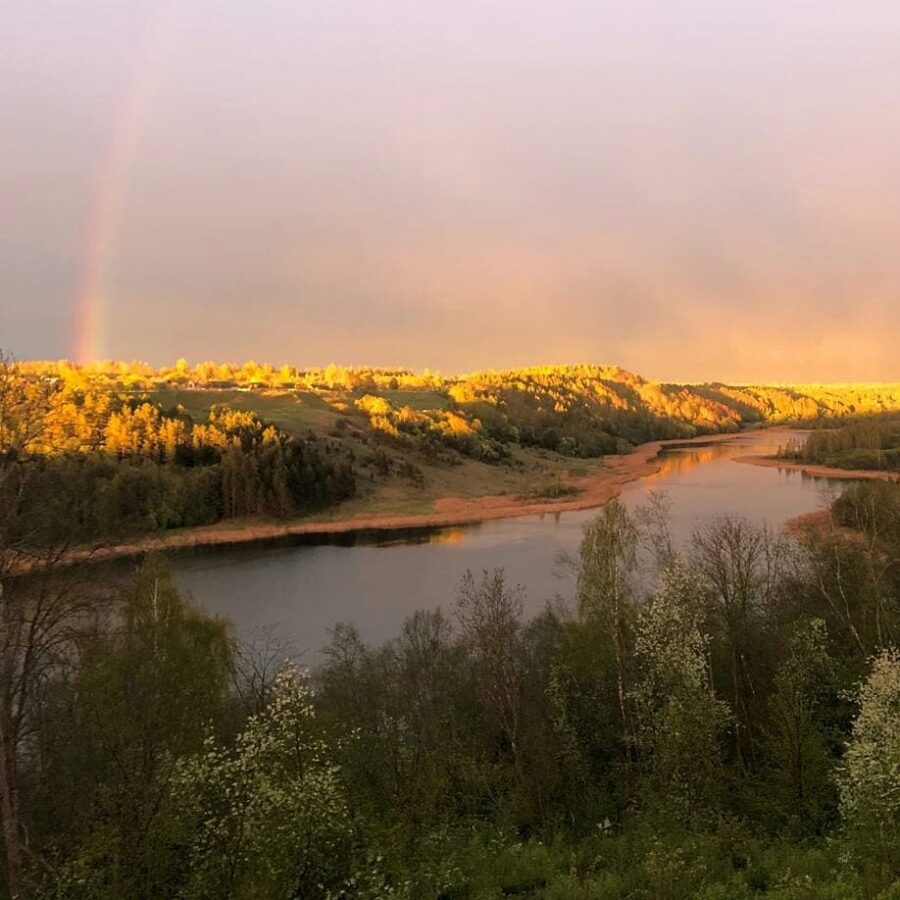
[154,388,342,435]
[152,387,601,520]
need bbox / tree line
[0,477,898,897]
[0,356,355,546]
[781,413,900,472]
[17,358,900,463]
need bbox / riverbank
[783,508,870,546]
[784,508,832,536]
[737,455,900,482]
[46,429,771,568]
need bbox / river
[171,429,844,660]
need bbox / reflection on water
[618,433,840,548]
[652,444,722,476]
[371,526,470,548]
[171,430,844,661]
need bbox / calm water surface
[172,430,843,659]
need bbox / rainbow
[74,2,181,364]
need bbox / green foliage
[0,400,356,547]
[518,476,582,500]
[631,561,730,819]
[173,667,361,899]
[33,559,233,899]
[761,619,839,834]
[9,354,900,570]
[783,414,900,471]
[834,480,900,545]
[839,648,900,873]
[11,465,900,897]
[18,357,900,479]
[690,516,783,768]
[576,502,638,763]
[577,501,639,622]
[356,393,509,461]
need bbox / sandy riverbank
[51,429,767,568]
[737,455,900,482]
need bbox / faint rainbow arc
[74,2,181,364]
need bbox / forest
[19,359,900,458]
[7,356,900,548]
[781,414,900,472]
[2,477,900,897]
[4,354,900,897]
[1,357,356,546]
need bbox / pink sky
[3,0,900,381]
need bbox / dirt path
[52,429,772,567]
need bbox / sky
[3,0,900,382]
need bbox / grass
[149,388,608,524]
[315,490,437,520]
[152,388,349,436]
[150,387,585,507]
[345,446,602,516]
[518,479,583,501]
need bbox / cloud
[4,0,900,380]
